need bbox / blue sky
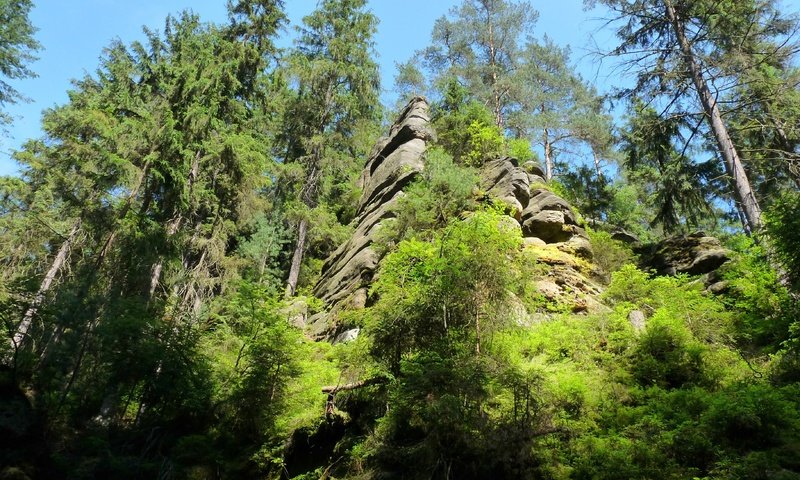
[0,0,611,176]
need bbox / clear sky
[2,0,798,176]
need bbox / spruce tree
[0,0,40,126]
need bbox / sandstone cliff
[308,97,435,337]
[308,97,608,338]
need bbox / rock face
[309,97,434,338]
[479,156,592,259]
[310,100,605,337]
[478,156,604,316]
[640,232,730,276]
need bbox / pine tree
[516,37,613,180]
[590,0,799,232]
[420,0,537,130]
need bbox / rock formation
[309,99,608,338]
[478,156,604,315]
[639,232,730,276]
[479,156,592,258]
[308,97,434,338]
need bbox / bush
[631,310,709,389]
[765,191,800,288]
[384,147,477,243]
[588,229,636,284]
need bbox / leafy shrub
[465,120,505,166]
[765,191,800,288]
[507,137,537,162]
[720,235,796,348]
[631,310,709,388]
[588,229,636,284]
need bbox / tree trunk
[543,127,553,182]
[7,220,81,359]
[486,12,504,129]
[321,376,387,393]
[285,218,308,298]
[664,0,762,232]
[285,156,321,298]
[593,149,604,180]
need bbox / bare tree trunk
[7,220,81,359]
[664,0,762,232]
[285,156,321,298]
[543,128,553,182]
[593,149,604,180]
[285,218,308,298]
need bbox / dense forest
[1,0,800,478]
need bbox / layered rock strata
[479,156,592,259]
[308,97,434,337]
[478,156,605,316]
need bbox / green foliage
[719,235,796,348]
[4,1,800,478]
[620,101,718,233]
[0,0,40,126]
[431,83,497,163]
[280,0,382,295]
[421,0,537,130]
[604,181,658,242]
[507,137,536,162]
[465,120,505,166]
[632,310,710,389]
[368,207,522,369]
[588,229,636,284]
[604,265,733,344]
[560,166,614,225]
[385,147,477,242]
[765,191,800,288]
[205,283,301,442]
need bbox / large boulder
[309,97,434,338]
[640,232,731,276]
[521,189,580,242]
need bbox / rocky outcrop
[310,101,608,337]
[481,157,534,216]
[478,157,604,315]
[308,97,434,338]
[639,232,730,276]
[479,156,592,260]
